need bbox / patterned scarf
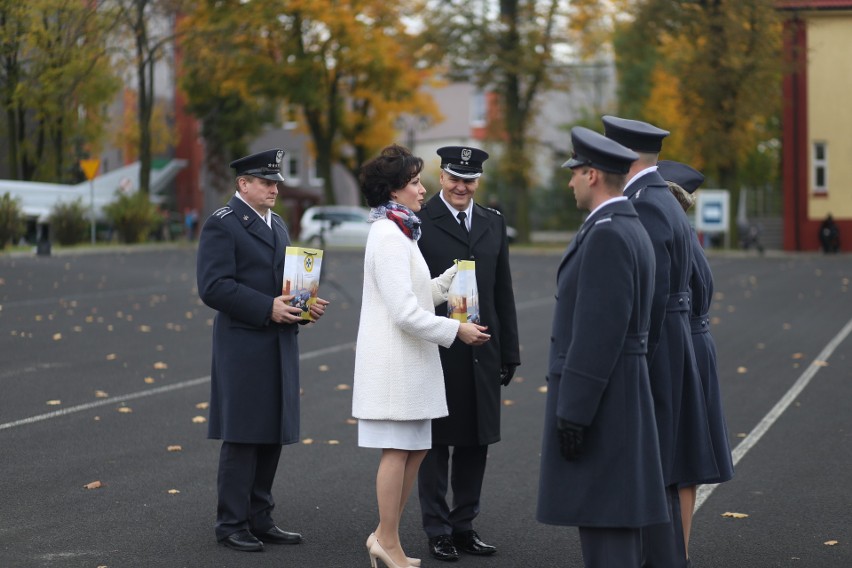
[369,201,422,241]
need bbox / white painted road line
[695,317,852,511]
[0,341,356,432]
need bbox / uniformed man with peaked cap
[417,145,520,561]
[658,160,735,565]
[197,148,330,553]
[603,117,718,568]
[537,126,669,568]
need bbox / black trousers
[215,442,282,541]
[417,444,488,538]
[640,484,687,568]
[579,526,642,568]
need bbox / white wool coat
[352,218,460,420]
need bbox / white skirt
[358,419,432,450]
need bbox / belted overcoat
[688,230,734,484]
[537,199,668,527]
[626,170,718,485]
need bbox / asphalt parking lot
[1,245,850,567]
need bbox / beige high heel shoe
[366,533,420,567]
[368,537,413,568]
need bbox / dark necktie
[457,211,469,239]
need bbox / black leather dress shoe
[452,530,496,555]
[252,526,302,545]
[220,529,263,552]
[428,535,460,562]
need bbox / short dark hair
[359,144,424,207]
[599,170,627,195]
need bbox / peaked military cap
[437,146,489,179]
[657,160,705,194]
[602,115,670,153]
[562,126,638,174]
[229,148,286,181]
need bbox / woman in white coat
[353,144,490,568]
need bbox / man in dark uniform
[603,116,718,568]
[537,126,669,568]
[196,148,329,552]
[416,146,521,561]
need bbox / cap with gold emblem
[229,148,286,181]
[437,146,489,179]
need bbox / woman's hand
[457,323,490,346]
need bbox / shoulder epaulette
[212,206,233,219]
[485,207,503,216]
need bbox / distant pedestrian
[537,127,669,568]
[819,214,840,253]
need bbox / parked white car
[299,205,371,246]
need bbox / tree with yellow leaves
[0,0,120,182]
[180,0,440,205]
[614,0,782,195]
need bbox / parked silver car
[299,205,371,247]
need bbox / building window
[813,141,827,195]
[309,157,324,187]
[284,154,300,186]
[470,90,486,128]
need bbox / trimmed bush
[49,199,90,245]
[0,192,25,249]
[103,190,160,244]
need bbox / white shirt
[439,192,473,231]
[588,196,628,219]
[623,165,659,194]
[234,191,272,228]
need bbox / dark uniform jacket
[196,196,301,445]
[537,199,668,527]
[626,170,717,485]
[417,194,520,446]
[688,230,734,484]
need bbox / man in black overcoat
[416,146,520,561]
[537,127,668,568]
[197,148,329,553]
[603,116,718,567]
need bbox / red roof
[778,0,852,9]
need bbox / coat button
[550,337,555,343]
[640,339,645,344]
[474,358,479,364]
[678,298,684,304]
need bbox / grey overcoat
[537,199,668,527]
[626,170,718,485]
[197,196,301,445]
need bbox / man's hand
[557,418,586,461]
[272,295,305,324]
[500,364,518,386]
[308,297,330,321]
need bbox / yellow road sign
[80,159,100,181]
